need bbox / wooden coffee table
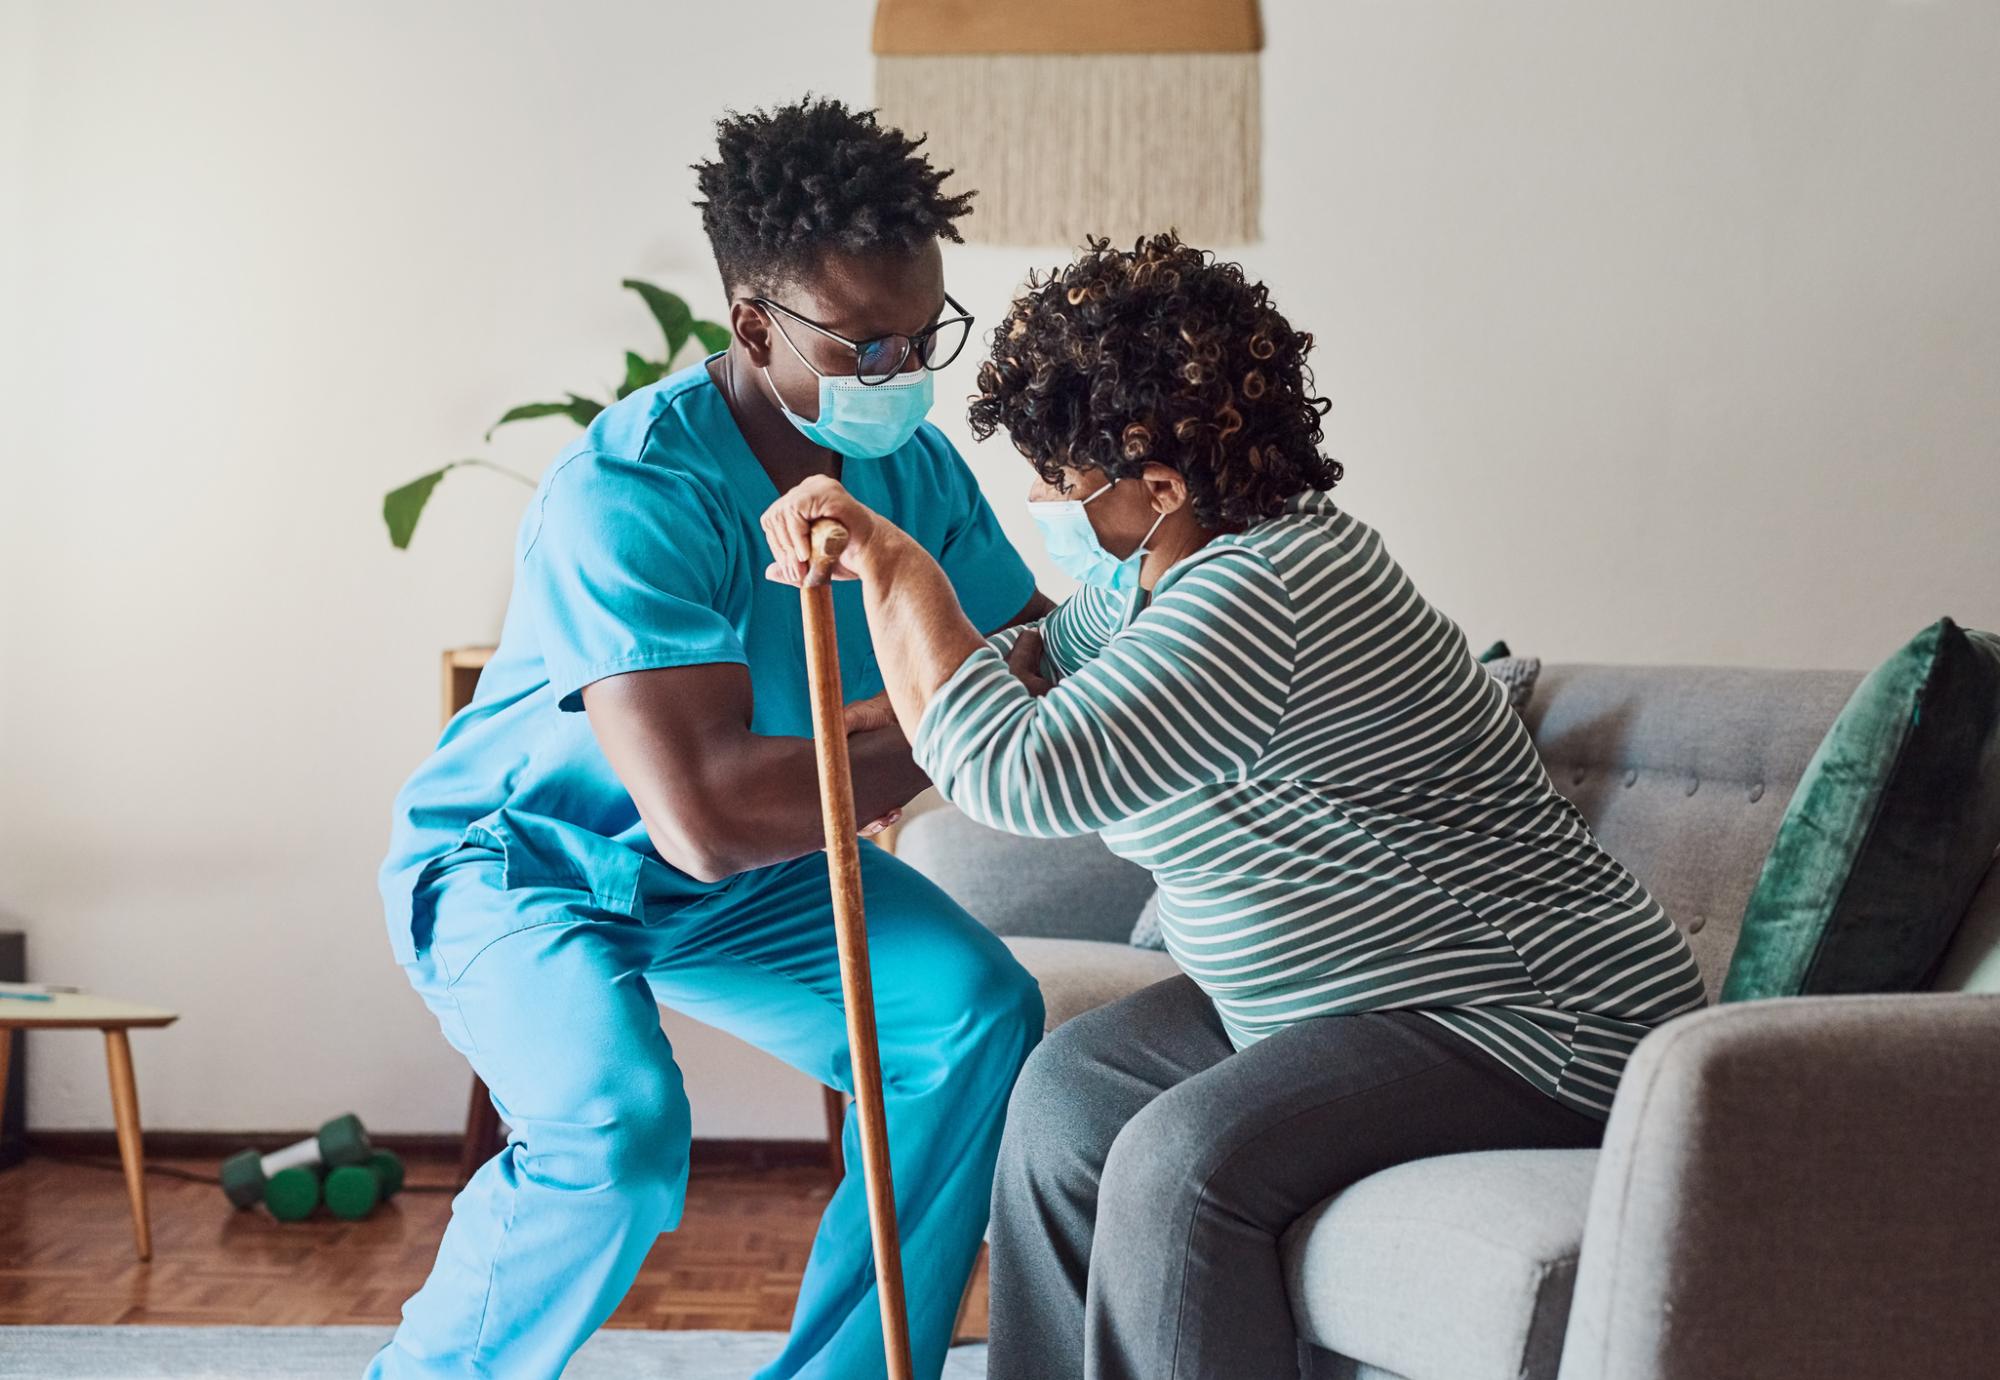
[0,989,178,1259]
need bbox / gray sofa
[896,663,2000,1380]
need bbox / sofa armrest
[891,798,1156,944]
[1558,993,2000,1380]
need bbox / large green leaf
[383,465,456,550]
[563,392,605,426]
[485,401,575,442]
[623,278,693,359]
[616,351,667,400]
[690,319,732,355]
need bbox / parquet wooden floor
[0,1155,988,1336]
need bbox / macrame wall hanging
[872,0,1263,247]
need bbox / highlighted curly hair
[970,233,1339,531]
[693,96,974,294]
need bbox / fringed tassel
[876,52,1260,247]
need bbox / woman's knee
[1096,1087,1226,1238]
[998,1015,1124,1179]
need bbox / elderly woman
[762,234,1705,1380]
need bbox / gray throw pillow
[1477,639,1541,708]
[1485,654,1542,709]
[1130,889,1166,950]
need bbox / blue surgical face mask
[1027,479,1167,592]
[763,317,935,458]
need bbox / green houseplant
[382,279,730,549]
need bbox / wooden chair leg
[102,1028,151,1261]
[952,1245,985,1343]
[0,1028,13,1136]
[458,1074,504,1187]
[821,1083,847,1187]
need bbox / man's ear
[731,299,776,368]
[1140,462,1190,515]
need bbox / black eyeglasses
[747,292,975,386]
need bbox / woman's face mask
[1027,477,1167,592]
[762,315,935,459]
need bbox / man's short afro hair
[693,96,974,294]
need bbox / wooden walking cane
[801,517,915,1380]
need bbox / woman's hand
[1006,628,1054,697]
[761,475,890,585]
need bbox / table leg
[952,1249,983,1343]
[102,1028,151,1261]
[458,1074,504,1187]
[0,1028,14,1137]
[820,1083,847,1187]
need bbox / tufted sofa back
[1523,664,1862,997]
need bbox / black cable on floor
[31,1152,461,1192]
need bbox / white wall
[4,0,1996,1136]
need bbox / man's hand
[859,807,903,839]
[845,695,907,837]
[843,691,900,737]
[1007,628,1054,697]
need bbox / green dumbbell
[219,1114,373,1212]
[324,1150,406,1221]
[263,1166,322,1222]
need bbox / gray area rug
[0,1327,989,1379]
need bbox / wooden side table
[440,649,509,1185]
[0,990,178,1259]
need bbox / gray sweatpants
[987,976,1604,1380]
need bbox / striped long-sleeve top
[913,492,1706,1119]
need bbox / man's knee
[892,935,1044,1093]
[513,1062,692,1209]
[980,947,1046,1054]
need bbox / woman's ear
[732,300,776,368]
[1140,462,1190,515]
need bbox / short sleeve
[520,453,747,711]
[927,437,1036,635]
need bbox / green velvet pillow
[1722,618,2000,1001]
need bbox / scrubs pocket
[463,808,647,920]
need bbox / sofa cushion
[1524,665,1860,996]
[1283,1150,1599,1380]
[895,797,1156,944]
[1722,618,2000,1001]
[1129,889,1165,950]
[1001,936,1180,1030]
[1935,855,2000,993]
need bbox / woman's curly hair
[969,233,1338,530]
[693,97,974,293]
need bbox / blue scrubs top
[379,360,1034,962]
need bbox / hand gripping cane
[801,518,914,1380]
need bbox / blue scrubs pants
[368,840,1043,1380]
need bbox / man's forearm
[693,722,929,878]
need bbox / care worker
[374,99,1048,1380]
[762,233,1708,1380]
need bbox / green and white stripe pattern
[915,492,1705,1118]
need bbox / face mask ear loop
[759,308,828,425]
[1135,505,1169,559]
